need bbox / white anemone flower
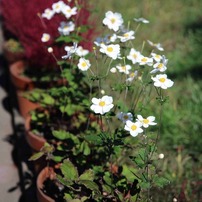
[62,5,77,18]
[136,115,157,128]
[100,44,120,60]
[41,33,50,42]
[124,120,143,137]
[152,74,174,89]
[138,55,153,66]
[52,1,65,13]
[134,17,149,24]
[151,53,162,62]
[126,71,138,82]
[103,11,123,32]
[62,43,78,59]
[90,95,114,115]
[117,112,133,123]
[58,21,75,35]
[75,46,89,57]
[116,64,132,74]
[94,34,117,46]
[147,40,164,51]
[127,48,141,64]
[77,58,91,71]
[42,8,55,20]
[118,31,135,42]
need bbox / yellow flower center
[123,115,128,120]
[64,26,69,30]
[110,18,116,24]
[141,57,147,62]
[155,55,161,59]
[107,46,113,52]
[157,63,163,69]
[123,33,129,37]
[99,101,106,107]
[121,66,126,71]
[143,119,149,124]
[81,62,87,68]
[159,78,166,83]
[130,73,135,78]
[131,124,137,131]
[133,54,137,58]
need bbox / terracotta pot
[25,115,46,152]
[9,60,34,91]
[25,115,48,173]
[17,90,39,119]
[37,167,55,202]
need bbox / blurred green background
[93,0,202,201]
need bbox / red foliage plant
[0,0,96,69]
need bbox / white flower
[124,120,143,137]
[138,55,153,66]
[100,44,120,60]
[52,1,65,13]
[61,5,77,18]
[136,115,157,128]
[117,112,133,123]
[90,95,114,115]
[62,43,78,59]
[75,46,89,57]
[126,71,138,82]
[77,58,91,71]
[152,74,174,89]
[147,40,164,51]
[103,11,123,32]
[118,31,135,42]
[110,67,117,73]
[42,8,55,20]
[116,64,132,74]
[41,33,50,42]
[151,53,162,62]
[58,21,75,35]
[127,48,141,64]
[134,17,149,24]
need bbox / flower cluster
[69,10,174,137]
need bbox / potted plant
[0,0,96,118]
[2,38,25,64]
[29,10,174,201]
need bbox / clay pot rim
[9,60,32,82]
[37,167,55,202]
[25,114,46,152]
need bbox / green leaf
[102,184,112,194]
[84,134,102,145]
[79,180,100,194]
[79,169,94,181]
[52,130,71,140]
[42,95,55,105]
[28,152,44,161]
[64,193,73,200]
[51,155,64,163]
[61,159,79,181]
[139,181,150,189]
[103,172,113,186]
[153,176,170,188]
[56,174,73,187]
